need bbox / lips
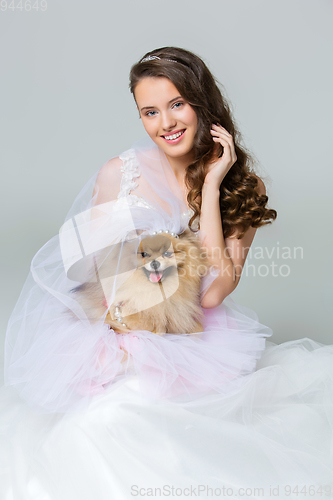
[161,129,186,144]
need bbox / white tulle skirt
[1,297,333,500]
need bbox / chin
[156,135,195,158]
[163,145,194,159]
[71,229,208,335]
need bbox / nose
[151,260,160,270]
[160,111,176,132]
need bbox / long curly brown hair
[129,47,277,239]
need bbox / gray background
[1,0,332,376]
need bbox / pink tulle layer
[6,294,272,413]
[73,297,273,407]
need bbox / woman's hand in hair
[205,124,237,187]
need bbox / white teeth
[164,130,184,140]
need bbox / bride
[1,47,332,500]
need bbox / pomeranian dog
[71,228,209,335]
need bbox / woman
[128,47,276,308]
[1,47,332,498]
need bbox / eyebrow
[140,96,183,112]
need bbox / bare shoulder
[97,156,123,181]
[93,156,123,204]
[254,174,266,196]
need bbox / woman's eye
[145,104,183,116]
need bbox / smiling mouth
[161,129,186,143]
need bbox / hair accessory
[140,55,177,64]
[141,55,160,63]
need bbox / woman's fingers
[210,126,233,143]
[204,123,238,185]
[211,123,232,137]
[210,124,237,161]
[210,134,234,160]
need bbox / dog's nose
[151,260,160,270]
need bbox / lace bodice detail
[117,149,156,211]
[118,150,142,199]
[117,148,200,230]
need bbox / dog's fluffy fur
[71,229,209,335]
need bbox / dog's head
[136,229,207,284]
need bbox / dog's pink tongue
[150,271,162,282]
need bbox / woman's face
[134,77,198,163]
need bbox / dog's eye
[140,252,150,258]
[163,251,173,258]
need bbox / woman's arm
[199,129,266,309]
[200,176,266,308]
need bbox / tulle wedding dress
[1,138,332,500]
